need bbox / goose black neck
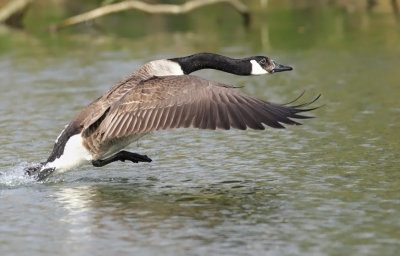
[169,53,252,76]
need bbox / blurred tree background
[0,0,399,58]
[0,0,398,35]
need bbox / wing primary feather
[226,93,240,105]
[288,94,322,108]
[193,99,204,129]
[247,104,284,129]
[151,106,164,131]
[126,114,137,134]
[115,113,130,137]
[142,108,153,131]
[200,97,212,129]
[216,102,230,130]
[181,103,193,128]
[171,104,184,129]
[208,100,217,130]
[132,113,143,133]
[160,107,173,130]
[282,91,306,105]
[261,104,299,125]
[239,104,265,130]
[230,94,265,129]
[227,103,247,130]
[219,91,231,105]
[163,105,177,129]
[156,107,169,130]
[103,114,119,139]
[260,105,290,128]
[142,108,156,132]
[138,109,150,133]
[121,115,134,136]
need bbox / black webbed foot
[92,151,152,167]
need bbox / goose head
[249,56,293,75]
[24,162,55,181]
[167,53,293,76]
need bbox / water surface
[1,2,400,255]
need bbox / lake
[1,1,400,255]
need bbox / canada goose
[25,53,319,181]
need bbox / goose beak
[272,61,293,73]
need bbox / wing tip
[275,92,322,128]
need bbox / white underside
[45,134,93,173]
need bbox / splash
[0,162,37,187]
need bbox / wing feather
[207,100,217,130]
[216,102,230,130]
[171,104,184,129]
[89,75,319,142]
[227,103,247,130]
[163,105,176,130]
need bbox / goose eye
[259,58,267,64]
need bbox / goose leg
[92,151,152,167]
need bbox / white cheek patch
[47,134,93,172]
[250,60,269,75]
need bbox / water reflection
[57,180,285,254]
[39,177,289,255]
[54,185,95,251]
[55,186,92,226]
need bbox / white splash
[0,162,36,187]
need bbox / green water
[1,1,399,255]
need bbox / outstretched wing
[85,75,319,142]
